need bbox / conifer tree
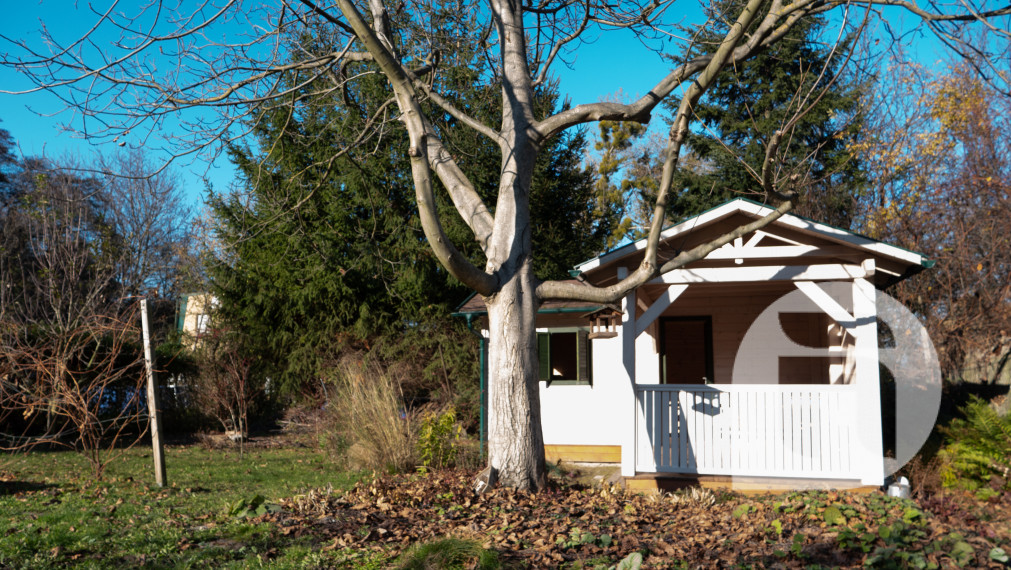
[669,0,865,227]
[207,23,613,393]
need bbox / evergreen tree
[207,22,611,394]
[668,0,865,227]
[208,71,431,391]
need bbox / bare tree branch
[334,0,498,294]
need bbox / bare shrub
[0,159,150,479]
[0,305,148,479]
[189,327,259,457]
[453,434,484,470]
[371,312,481,432]
[322,357,415,473]
[901,454,944,500]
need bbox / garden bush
[939,395,1011,490]
[417,407,463,471]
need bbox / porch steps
[624,473,878,495]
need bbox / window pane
[549,332,578,380]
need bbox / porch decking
[635,384,861,480]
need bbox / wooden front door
[660,316,714,384]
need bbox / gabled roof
[453,199,932,316]
[573,198,933,276]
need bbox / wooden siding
[637,283,848,384]
[646,284,782,383]
[545,444,621,463]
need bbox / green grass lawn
[0,440,365,569]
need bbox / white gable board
[574,199,929,284]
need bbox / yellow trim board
[625,474,876,495]
[545,444,621,464]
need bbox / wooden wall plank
[545,445,622,463]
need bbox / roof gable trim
[575,199,928,272]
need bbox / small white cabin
[455,199,932,490]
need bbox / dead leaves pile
[272,470,1011,568]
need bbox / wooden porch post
[853,260,885,486]
[618,267,637,477]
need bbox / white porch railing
[635,384,859,479]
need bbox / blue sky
[0,2,945,208]
[0,3,698,207]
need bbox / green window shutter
[577,330,590,385]
[537,333,550,381]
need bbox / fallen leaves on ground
[269,470,1011,568]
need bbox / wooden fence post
[141,298,167,487]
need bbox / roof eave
[573,198,933,275]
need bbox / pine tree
[669,0,865,227]
[207,22,614,393]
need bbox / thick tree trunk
[484,262,546,491]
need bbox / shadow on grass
[0,479,56,496]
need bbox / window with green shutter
[537,330,591,385]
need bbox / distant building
[176,293,216,350]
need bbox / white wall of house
[633,328,661,385]
[536,286,814,446]
[536,313,670,448]
[538,335,627,447]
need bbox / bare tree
[2,0,1008,489]
[98,148,194,298]
[189,326,259,457]
[0,158,147,479]
[853,58,1011,385]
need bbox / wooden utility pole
[141,298,167,487]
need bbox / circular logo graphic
[727,282,940,489]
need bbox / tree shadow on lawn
[0,479,56,496]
